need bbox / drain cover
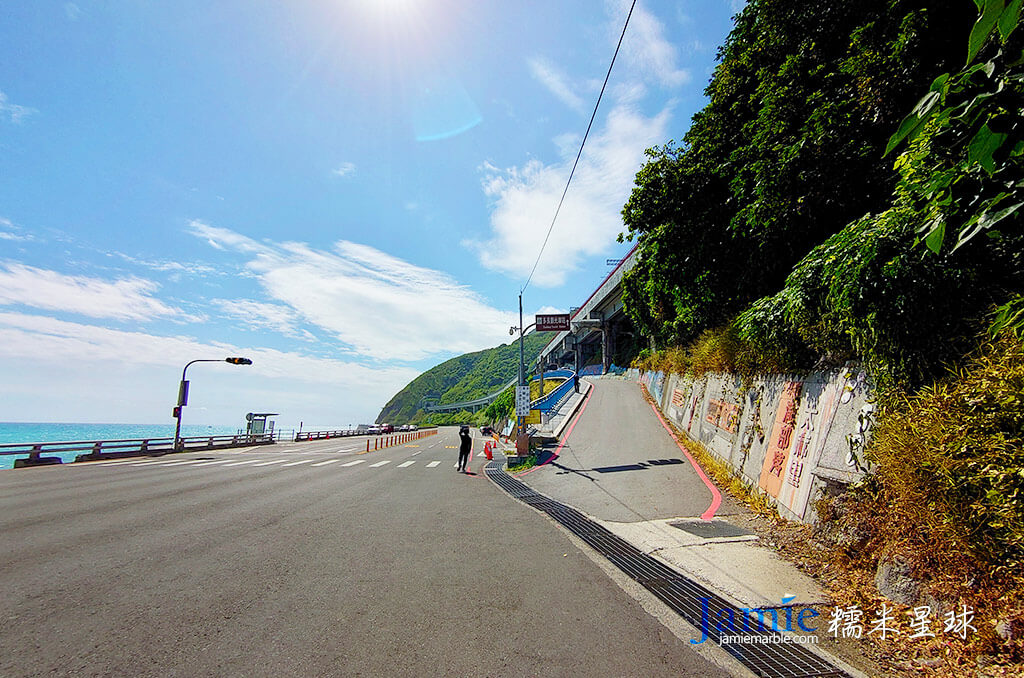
[670,520,755,539]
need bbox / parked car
[480,426,494,436]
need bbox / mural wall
[632,366,873,523]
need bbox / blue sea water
[0,422,242,470]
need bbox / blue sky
[0,0,740,429]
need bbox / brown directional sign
[536,313,570,331]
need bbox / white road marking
[311,459,340,467]
[149,460,201,466]
[342,459,366,467]
[221,459,264,467]
[189,459,237,467]
[426,461,441,468]
[253,459,290,466]
[281,459,314,467]
[397,461,415,468]
[369,460,391,468]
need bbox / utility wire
[521,0,637,294]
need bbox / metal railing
[293,429,361,442]
[530,372,577,413]
[0,433,276,467]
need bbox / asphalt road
[523,379,743,522]
[1,427,731,677]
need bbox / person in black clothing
[457,424,472,473]
[573,373,580,393]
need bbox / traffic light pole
[173,357,252,452]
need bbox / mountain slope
[376,332,553,424]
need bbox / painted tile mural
[630,365,874,524]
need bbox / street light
[173,357,253,452]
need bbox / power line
[521,0,637,293]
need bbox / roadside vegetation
[375,332,552,426]
[621,0,1024,670]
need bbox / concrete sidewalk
[515,377,829,612]
[530,378,593,440]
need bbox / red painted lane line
[515,385,594,478]
[647,399,721,521]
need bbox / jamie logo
[691,596,819,645]
[691,597,977,645]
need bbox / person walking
[573,373,580,393]
[456,424,472,473]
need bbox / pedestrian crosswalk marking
[311,459,340,467]
[85,457,460,472]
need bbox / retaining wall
[628,366,875,523]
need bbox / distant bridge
[424,369,575,414]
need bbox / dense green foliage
[375,332,552,425]
[620,0,970,346]
[621,0,1023,392]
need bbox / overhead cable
[521,0,637,293]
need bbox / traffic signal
[225,357,253,365]
[172,406,181,418]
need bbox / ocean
[0,422,244,470]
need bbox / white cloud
[529,57,587,114]
[0,90,37,124]
[0,231,34,242]
[611,0,690,88]
[64,3,82,21]
[213,299,316,341]
[469,102,670,287]
[112,252,224,277]
[332,162,356,178]
[0,311,418,426]
[188,221,518,361]
[0,262,186,321]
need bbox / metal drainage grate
[485,460,850,678]
[670,520,756,540]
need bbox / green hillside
[376,331,553,425]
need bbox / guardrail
[361,428,438,452]
[531,372,577,413]
[1,434,276,468]
[294,429,361,442]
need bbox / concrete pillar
[602,324,611,374]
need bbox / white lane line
[369,460,391,468]
[427,461,441,468]
[397,460,415,468]
[221,459,264,467]
[189,459,238,467]
[253,459,290,467]
[342,459,366,467]
[149,460,201,466]
[281,459,314,467]
[311,459,340,467]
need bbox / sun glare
[362,0,424,19]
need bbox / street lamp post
[173,357,252,452]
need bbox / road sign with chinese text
[536,313,570,332]
[515,385,531,416]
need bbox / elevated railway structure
[538,244,639,376]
